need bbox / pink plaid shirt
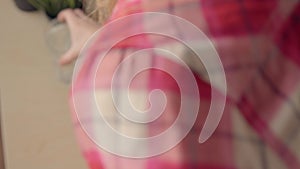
[71,0,300,169]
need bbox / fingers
[58,9,87,23]
[59,47,78,65]
[57,9,78,24]
[74,9,88,19]
[57,9,93,65]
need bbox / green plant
[28,0,82,18]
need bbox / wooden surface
[0,94,5,169]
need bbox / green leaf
[27,0,82,18]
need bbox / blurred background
[0,0,87,168]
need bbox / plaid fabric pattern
[70,0,300,169]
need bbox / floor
[0,0,88,168]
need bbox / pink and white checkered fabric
[70,0,300,169]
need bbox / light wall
[0,0,88,169]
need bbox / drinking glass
[45,19,74,84]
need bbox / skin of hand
[57,9,101,65]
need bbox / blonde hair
[83,0,117,24]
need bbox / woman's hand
[57,9,100,65]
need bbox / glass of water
[45,19,74,84]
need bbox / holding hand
[57,9,100,65]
